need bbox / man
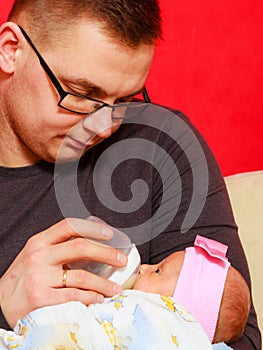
[0,1,261,349]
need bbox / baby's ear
[0,22,21,74]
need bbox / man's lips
[66,136,91,150]
[64,133,108,151]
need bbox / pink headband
[173,235,230,341]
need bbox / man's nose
[82,107,113,139]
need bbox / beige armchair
[225,171,263,344]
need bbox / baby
[0,235,250,350]
[134,234,250,344]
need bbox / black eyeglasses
[19,26,151,119]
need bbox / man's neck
[0,137,39,168]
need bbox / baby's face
[133,251,185,296]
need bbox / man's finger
[37,218,114,245]
[55,268,122,296]
[46,238,127,267]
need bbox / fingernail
[117,252,127,264]
[96,294,104,303]
[113,283,122,294]
[101,226,113,237]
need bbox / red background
[1,0,262,175]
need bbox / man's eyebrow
[71,78,144,99]
[73,78,107,96]
[124,88,144,98]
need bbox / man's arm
[143,108,261,349]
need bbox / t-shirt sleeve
[143,108,261,350]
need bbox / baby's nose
[138,264,150,275]
[139,264,156,275]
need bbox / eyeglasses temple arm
[143,87,151,103]
[18,25,66,98]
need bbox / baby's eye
[155,268,160,274]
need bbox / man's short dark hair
[8,0,162,48]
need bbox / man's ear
[0,22,22,74]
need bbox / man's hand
[0,218,127,328]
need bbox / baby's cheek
[133,276,152,293]
[160,277,177,297]
[133,276,144,290]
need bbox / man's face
[133,251,185,296]
[1,21,154,165]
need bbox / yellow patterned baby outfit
[0,290,213,350]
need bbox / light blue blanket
[213,342,233,349]
[0,291,233,350]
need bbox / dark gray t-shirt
[0,107,261,349]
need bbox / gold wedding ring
[62,267,68,288]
